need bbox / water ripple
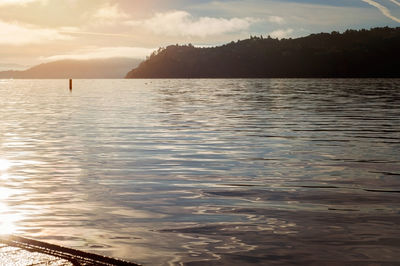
[0,79,399,265]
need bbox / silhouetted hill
[0,58,141,79]
[126,27,400,78]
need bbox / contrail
[388,0,400,7]
[362,0,400,23]
[60,31,132,38]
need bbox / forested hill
[126,27,400,78]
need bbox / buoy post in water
[69,79,72,91]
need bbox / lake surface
[0,79,399,265]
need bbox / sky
[0,0,399,70]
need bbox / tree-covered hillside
[126,27,400,78]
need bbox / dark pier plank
[0,235,140,266]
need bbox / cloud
[388,0,400,7]
[0,0,45,6]
[361,0,400,23]
[268,16,285,24]
[43,46,155,61]
[93,2,128,20]
[192,0,395,29]
[0,63,27,71]
[127,10,256,37]
[269,28,293,39]
[59,29,131,38]
[0,20,71,45]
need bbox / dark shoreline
[126,27,400,79]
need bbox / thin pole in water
[69,79,72,91]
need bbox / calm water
[0,79,399,265]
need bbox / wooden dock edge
[0,235,141,266]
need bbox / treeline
[126,27,400,78]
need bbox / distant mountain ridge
[0,58,141,79]
[126,27,400,78]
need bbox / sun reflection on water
[0,159,11,171]
[0,159,21,235]
[0,202,20,235]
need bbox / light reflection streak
[0,207,22,235]
[0,181,23,235]
[0,159,29,236]
[0,159,11,171]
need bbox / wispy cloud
[59,29,131,38]
[0,20,71,45]
[361,0,400,23]
[388,0,400,7]
[0,62,28,71]
[268,16,285,24]
[127,10,256,37]
[43,46,155,61]
[269,28,293,39]
[0,0,45,6]
[93,2,128,20]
